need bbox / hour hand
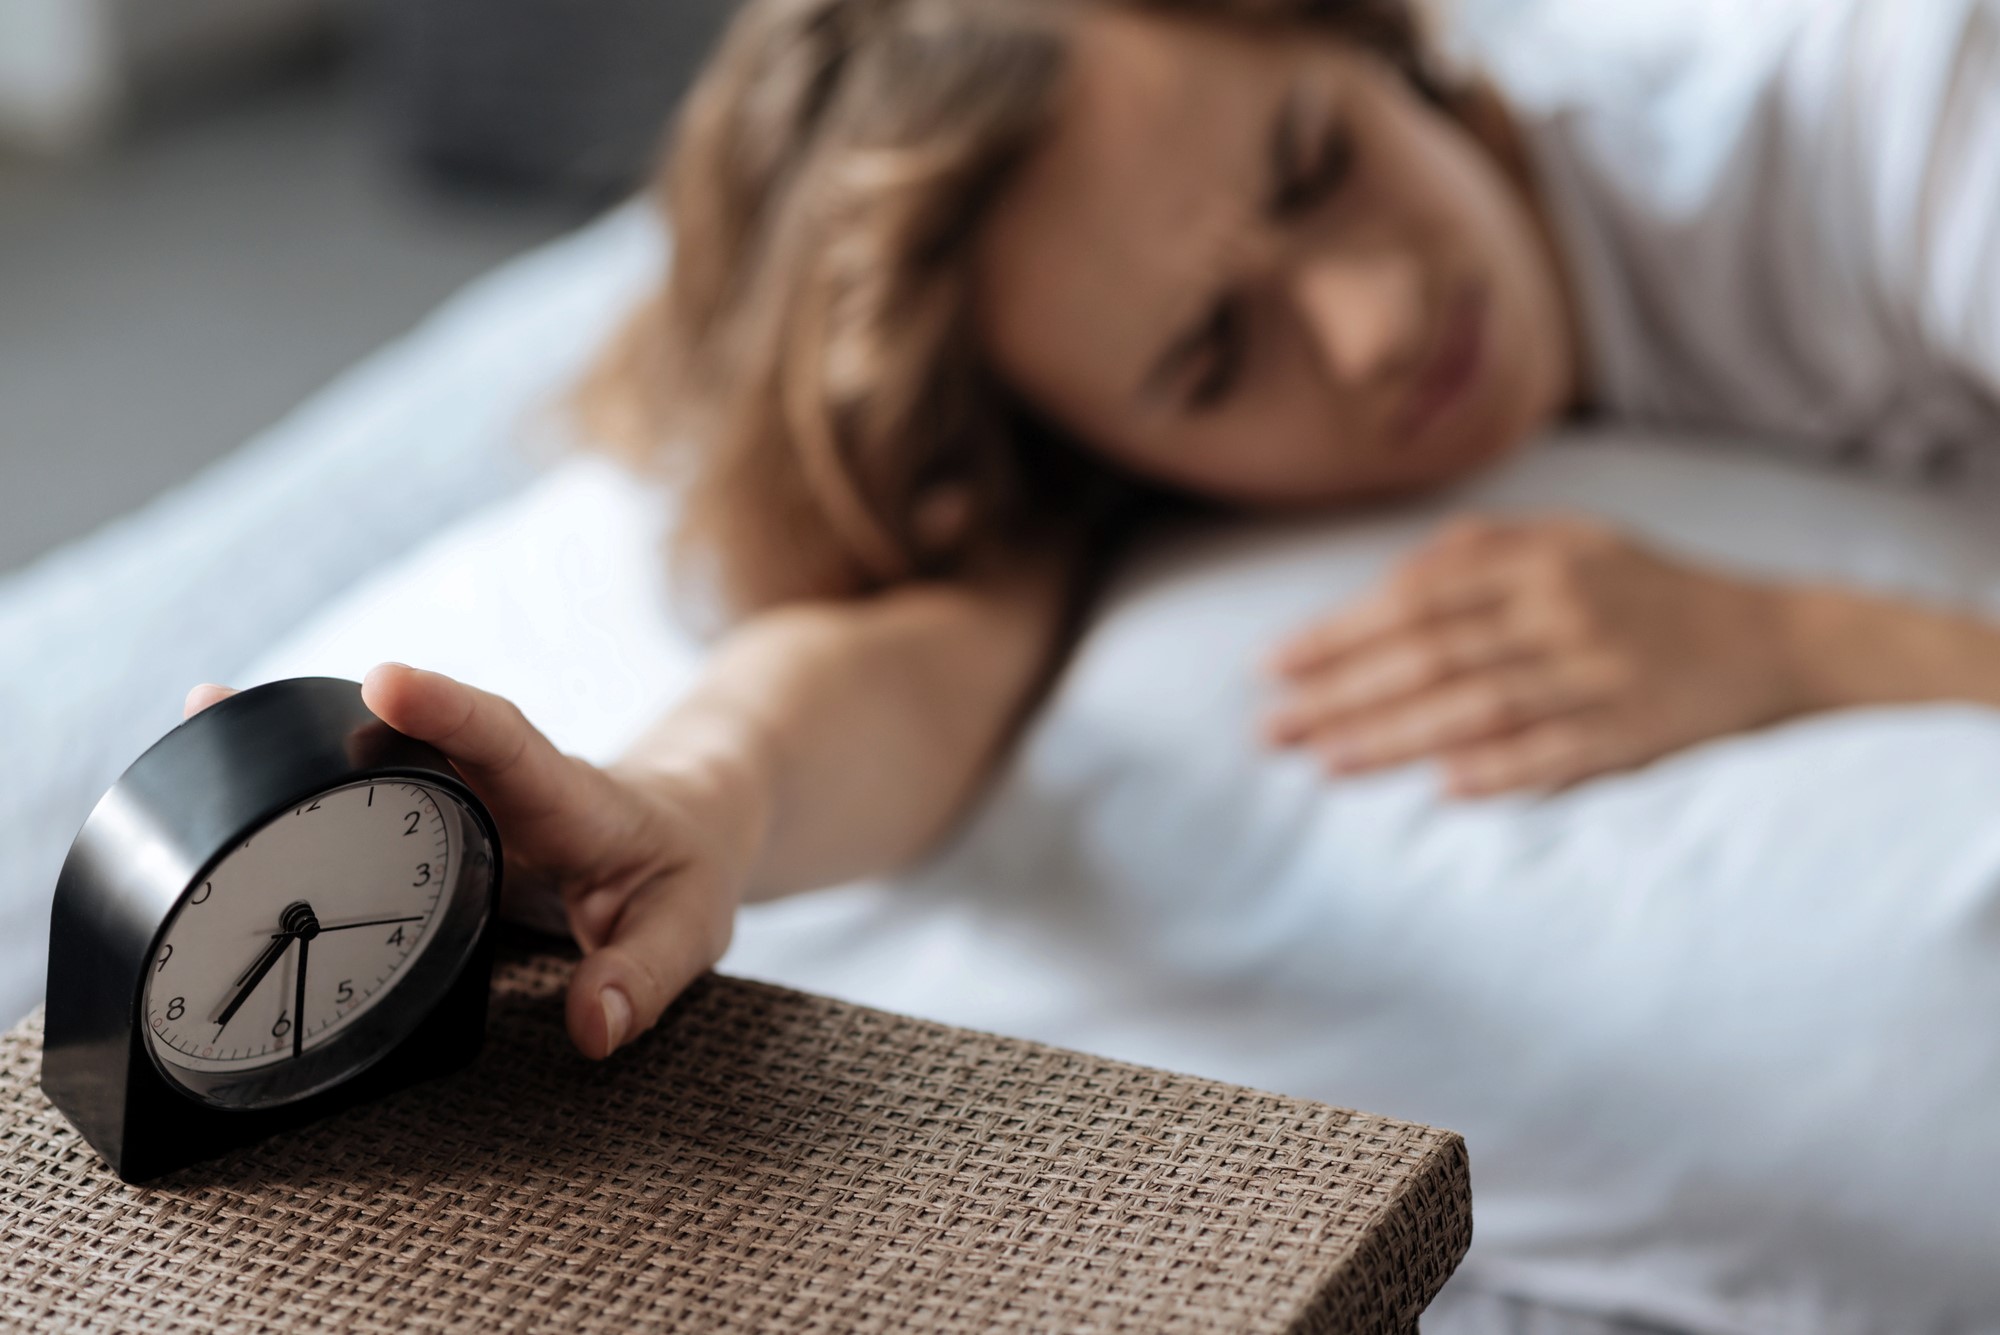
[214,932,293,1033]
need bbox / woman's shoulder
[1466,0,2000,461]
[1466,0,1993,233]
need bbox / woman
[195,0,2000,1060]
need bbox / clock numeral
[190,881,212,905]
[404,811,422,836]
[386,925,407,947]
[165,997,185,1022]
[367,786,375,807]
[336,979,354,1005]
[271,1009,291,1040]
[296,798,322,816]
[412,863,432,887]
[155,944,173,973]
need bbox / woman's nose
[1287,247,1428,388]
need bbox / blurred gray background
[0,0,733,578]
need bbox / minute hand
[315,915,425,933]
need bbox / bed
[8,200,2000,1335]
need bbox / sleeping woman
[191,0,2000,1060]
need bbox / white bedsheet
[239,441,2000,1335]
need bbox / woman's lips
[1395,283,1487,445]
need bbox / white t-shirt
[1463,0,2000,481]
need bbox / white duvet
[239,436,2000,1335]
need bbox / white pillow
[244,435,2000,1335]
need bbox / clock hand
[214,933,293,1032]
[230,930,293,991]
[213,901,320,1036]
[293,933,309,1059]
[212,915,416,1033]
[282,901,320,1060]
[315,915,425,933]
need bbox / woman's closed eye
[1172,91,1353,416]
[1186,300,1248,412]
[1270,88,1355,219]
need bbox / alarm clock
[42,677,503,1182]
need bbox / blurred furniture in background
[0,0,726,574]
[0,0,737,201]
[0,0,335,153]
[373,0,736,199]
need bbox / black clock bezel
[42,677,504,1183]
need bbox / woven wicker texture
[1,949,1470,1333]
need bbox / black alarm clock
[43,676,503,1182]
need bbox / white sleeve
[1828,0,2000,396]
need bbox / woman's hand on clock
[184,665,767,1061]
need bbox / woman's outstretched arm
[615,550,1077,901]
[1776,583,2000,716]
[184,547,1077,1060]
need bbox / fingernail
[599,986,632,1054]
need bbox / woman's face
[972,8,1578,508]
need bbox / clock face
[140,778,494,1110]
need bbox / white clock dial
[143,780,463,1077]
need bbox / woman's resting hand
[186,664,765,1061]
[1260,515,1800,796]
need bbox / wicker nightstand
[0,947,1470,1332]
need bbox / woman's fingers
[1265,609,1523,743]
[361,663,537,774]
[361,663,661,880]
[1307,660,1608,776]
[1266,518,1526,677]
[1444,718,1610,796]
[359,662,585,821]
[1267,556,1523,677]
[183,683,238,718]
[564,867,734,1059]
[185,670,543,798]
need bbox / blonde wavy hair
[579,0,1446,620]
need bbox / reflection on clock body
[144,781,456,1074]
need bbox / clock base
[44,927,496,1184]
